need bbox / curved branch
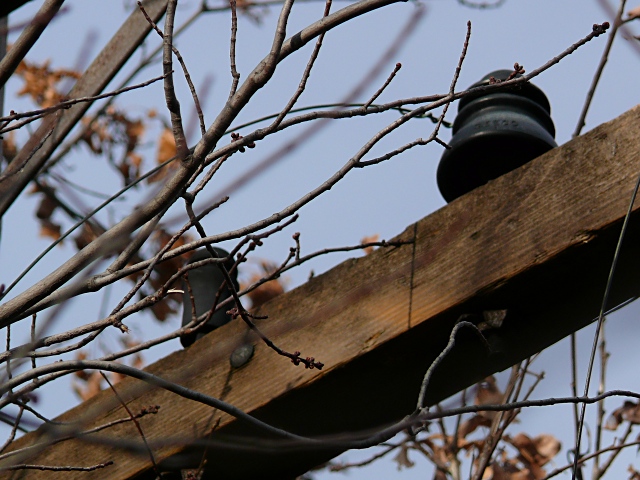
[0,360,313,442]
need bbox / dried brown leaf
[628,465,640,480]
[392,445,415,470]
[247,279,284,309]
[457,437,485,454]
[458,414,492,438]
[489,462,534,480]
[126,119,145,147]
[132,353,144,370]
[157,128,177,164]
[361,234,380,255]
[606,401,640,430]
[433,468,448,480]
[110,371,126,384]
[35,194,57,220]
[422,436,450,469]
[39,219,61,241]
[475,376,503,420]
[628,5,640,19]
[15,59,80,108]
[79,108,146,186]
[73,351,91,380]
[506,432,560,480]
[476,376,503,404]
[148,128,179,183]
[531,434,561,465]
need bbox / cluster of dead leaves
[14,58,80,108]
[493,433,561,480]
[29,181,65,242]
[391,376,561,480]
[12,57,194,323]
[605,400,640,430]
[81,110,179,187]
[605,400,640,480]
[13,56,152,187]
[13,55,177,191]
[29,180,192,322]
[28,181,104,245]
[80,106,148,185]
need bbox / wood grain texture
[3,104,640,479]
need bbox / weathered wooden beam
[3,104,640,479]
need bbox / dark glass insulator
[437,69,557,202]
[180,248,239,348]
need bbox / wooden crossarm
[3,104,640,479]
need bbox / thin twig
[592,326,609,478]
[43,3,206,173]
[50,389,640,453]
[0,404,25,453]
[544,437,640,479]
[100,372,159,475]
[597,421,633,476]
[228,0,241,100]
[364,62,402,108]
[138,1,206,137]
[570,333,580,450]
[0,406,159,464]
[1,462,114,472]
[0,74,166,132]
[472,364,522,480]
[201,4,425,201]
[450,389,467,479]
[0,0,65,89]
[573,1,628,137]
[329,442,401,471]
[416,320,489,411]
[0,360,312,442]
[30,315,36,370]
[5,325,11,381]
[269,0,333,129]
